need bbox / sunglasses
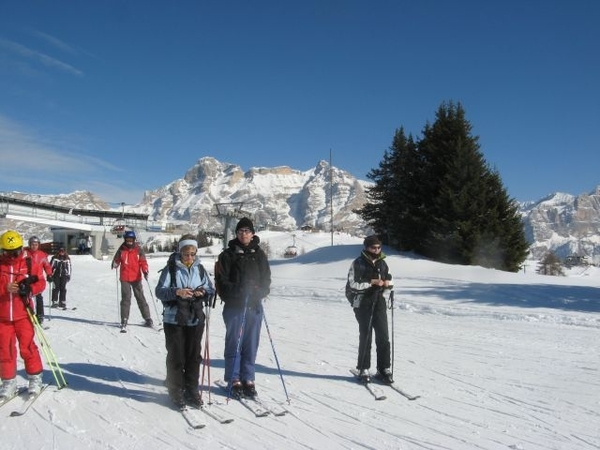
[181,252,197,257]
[369,245,381,250]
[4,249,22,258]
[237,228,253,234]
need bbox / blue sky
[0,1,598,205]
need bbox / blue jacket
[155,254,215,326]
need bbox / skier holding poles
[0,230,46,401]
[111,230,153,331]
[347,235,394,384]
[155,234,214,409]
[215,217,271,399]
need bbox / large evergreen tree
[358,127,420,246]
[360,101,529,271]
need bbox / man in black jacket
[347,235,394,384]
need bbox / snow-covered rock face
[3,158,599,264]
[0,157,373,238]
[521,186,600,263]
[135,156,371,234]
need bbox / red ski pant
[0,317,43,379]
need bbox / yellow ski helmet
[1,230,24,251]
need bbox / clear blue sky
[1,1,598,205]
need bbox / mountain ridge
[2,156,599,264]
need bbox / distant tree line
[357,101,529,272]
[144,231,214,254]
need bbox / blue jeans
[222,305,263,383]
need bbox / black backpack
[345,258,367,306]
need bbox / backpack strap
[167,253,178,288]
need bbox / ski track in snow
[2,243,599,450]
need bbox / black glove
[175,299,191,326]
[66,275,71,282]
[47,276,54,283]
[17,275,38,298]
[143,272,148,281]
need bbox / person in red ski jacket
[111,230,152,330]
[0,230,45,400]
[24,236,52,325]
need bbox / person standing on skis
[0,230,45,401]
[111,230,152,331]
[24,236,52,324]
[49,247,72,309]
[347,235,394,384]
[215,217,271,399]
[155,234,214,409]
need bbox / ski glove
[17,275,39,298]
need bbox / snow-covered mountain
[134,157,370,235]
[521,186,600,263]
[2,156,600,265]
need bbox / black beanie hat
[363,235,382,248]
[236,217,255,233]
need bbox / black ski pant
[163,322,205,399]
[35,294,45,318]
[51,276,69,306]
[354,295,391,372]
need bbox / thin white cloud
[0,114,120,177]
[0,37,83,76]
[0,115,143,202]
[30,29,99,61]
[31,30,77,55]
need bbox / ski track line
[134,334,149,348]
[571,433,600,449]
[304,391,427,446]
[329,430,380,450]
[282,409,352,450]
[462,389,586,443]
[311,391,466,450]
[223,410,317,450]
[419,399,576,450]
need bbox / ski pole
[23,300,68,388]
[145,277,162,327]
[115,269,120,325]
[227,294,249,401]
[262,303,290,404]
[389,290,395,377]
[47,279,53,321]
[200,298,213,404]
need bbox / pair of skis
[214,380,288,418]
[0,384,49,417]
[350,369,420,401]
[178,403,237,429]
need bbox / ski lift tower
[214,202,246,250]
